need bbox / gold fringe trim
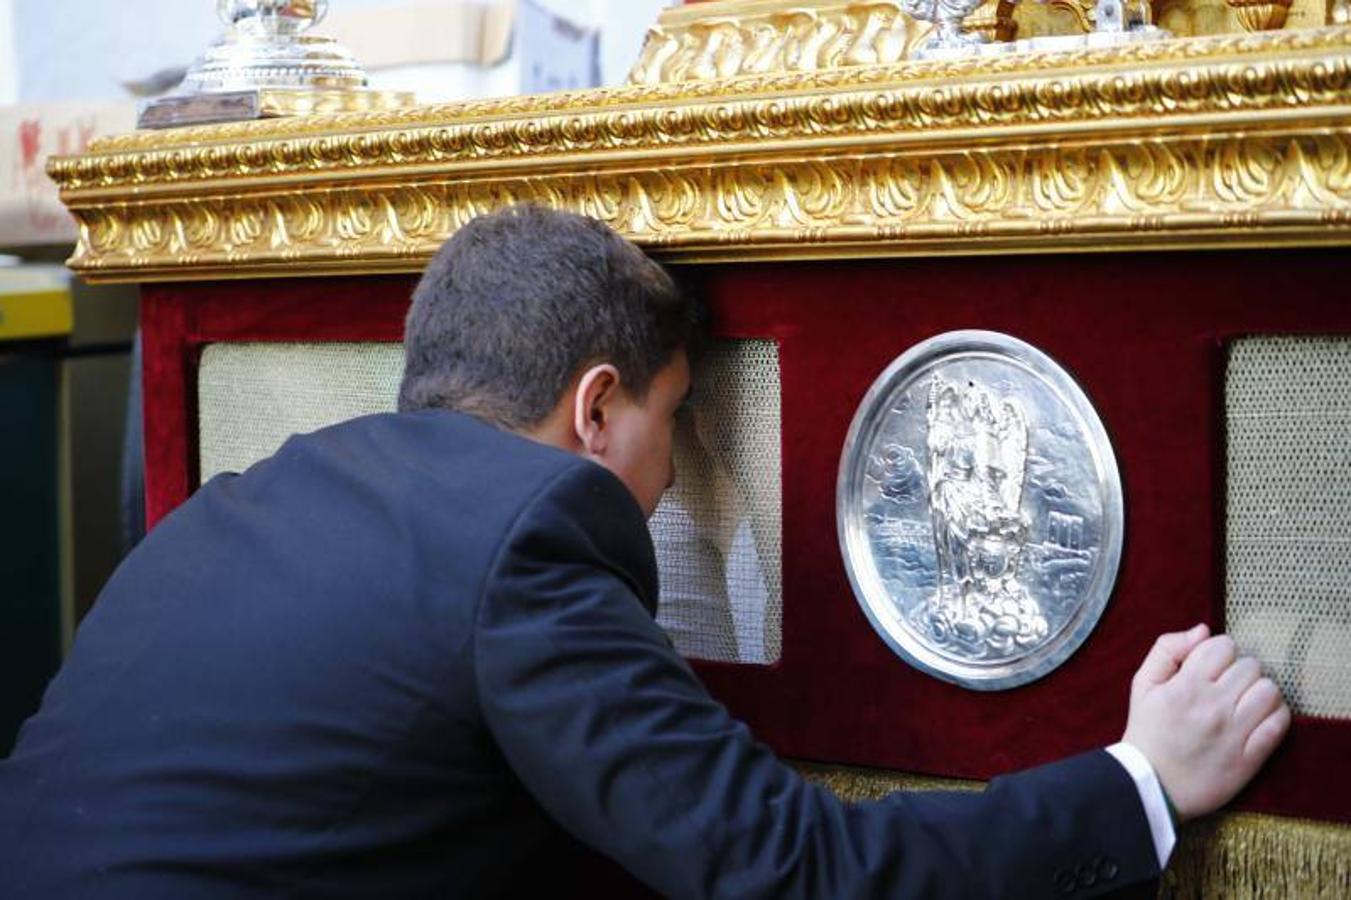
[794,760,981,800]
[794,761,1351,898]
[1163,813,1351,899]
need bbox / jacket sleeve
[472,462,1161,900]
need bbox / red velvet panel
[140,277,414,526]
[140,249,1351,823]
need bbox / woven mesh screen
[198,343,405,482]
[197,340,783,664]
[650,340,783,664]
[1226,336,1351,719]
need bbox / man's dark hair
[399,205,696,429]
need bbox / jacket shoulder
[486,455,659,616]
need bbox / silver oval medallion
[837,331,1123,690]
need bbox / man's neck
[517,401,579,456]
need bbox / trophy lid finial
[216,1,329,33]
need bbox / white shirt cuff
[1105,741,1176,869]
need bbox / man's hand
[1122,624,1291,823]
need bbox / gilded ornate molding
[628,0,1016,84]
[627,0,1328,83]
[49,27,1351,282]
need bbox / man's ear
[572,363,622,456]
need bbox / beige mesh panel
[198,340,784,665]
[651,341,782,664]
[198,343,405,481]
[1226,336,1351,719]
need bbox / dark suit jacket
[0,411,1160,898]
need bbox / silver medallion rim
[836,330,1124,691]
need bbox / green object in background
[0,356,62,756]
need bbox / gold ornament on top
[629,3,928,83]
[1224,0,1293,31]
[631,0,1180,78]
[628,0,1333,77]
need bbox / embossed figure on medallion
[922,376,1049,659]
[839,331,1123,690]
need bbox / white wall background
[14,0,219,102]
[0,0,17,105]
[5,0,675,104]
[597,1,673,93]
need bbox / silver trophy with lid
[139,1,412,129]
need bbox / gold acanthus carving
[627,0,1328,84]
[1039,0,1153,30]
[60,127,1351,280]
[628,0,1016,84]
[1045,0,1099,32]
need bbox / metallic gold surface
[1225,0,1295,31]
[798,762,1351,899]
[253,87,414,116]
[1161,813,1350,898]
[627,0,1017,83]
[968,0,1019,43]
[48,26,1351,281]
[630,0,1335,80]
[795,760,982,798]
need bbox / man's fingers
[1135,623,1210,687]
[1217,656,1263,705]
[1180,634,1238,682]
[1235,676,1284,733]
[1244,702,1292,764]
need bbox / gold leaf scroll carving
[630,0,1336,83]
[630,1,1016,83]
[59,129,1351,279]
